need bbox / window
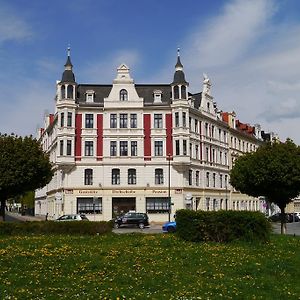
[60,140,64,156]
[205,123,208,136]
[154,114,163,129]
[128,169,136,185]
[67,112,72,127]
[195,119,198,133]
[120,89,128,101]
[61,85,65,99]
[84,169,93,185]
[196,171,200,186]
[131,141,137,156]
[220,174,223,188]
[130,114,137,128]
[206,147,209,161]
[181,86,186,99]
[154,141,163,156]
[60,112,64,127]
[67,85,73,99]
[182,112,186,127]
[207,102,210,112]
[206,172,210,187]
[213,173,216,187]
[110,114,117,128]
[212,149,215,162]
[174,86,179,99]
[85,114,93,128]
[225,175,228,188]
[110,141,117,156]
[183,140,187,155]
[120,114,128,128]
[155,169,164,184]
[146,197,169,213]
[175,140,180,156]
[112,169,120,185]
[67,140,72,156]
[154,92,162,103]
[189,170,192,186]
[77,197,102,214]
[120,141,128,156]
[85,141,93,156]
[86,91,94,103]
[189,117,191,129]
[211,126,215,138]
[195,145,199,159]
[175,112,179,127]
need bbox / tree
[0,134,53,221]
[230,139,300,234]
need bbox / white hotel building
[35,49,269,221]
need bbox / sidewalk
[272,222,300,236]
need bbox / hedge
[175,209,271,243]
[0,220,113,236]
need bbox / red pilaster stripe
[144,114,151,160]
[75,114,82,161]
[166,113,173,157]
[97,114,103,161]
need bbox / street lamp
[168,153,171,222]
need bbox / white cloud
[0,5,32,43]
[79,50,141,83]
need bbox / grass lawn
[0,233,299,299]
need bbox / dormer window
[86,90,95,103]
[120,89,128,101]
[153,90,162,103]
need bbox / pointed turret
[61,47,76,83]
[171,48,189,100]
[172,48,188,85]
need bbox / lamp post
[168,153,171,222]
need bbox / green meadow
[0,233,299,299]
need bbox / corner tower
[171,48,189,101]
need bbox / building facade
[35,49,268,221]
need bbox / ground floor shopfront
[35,187,264,222]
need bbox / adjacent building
[35,49,269,221]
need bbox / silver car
[56,214,89,221]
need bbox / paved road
[3,212,300,236]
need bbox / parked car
[56,214,89,221]
[287,213,300,222]
[114,212,149,229]
[268,213,293,222]
[162,221,176,233]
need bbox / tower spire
[61,46,75,83]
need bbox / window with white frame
[67,112,72,127]
[154,114,163,128]
[175,140,180,155]
[195,119,198,133]
[120,114,128,128]
[183,140,187,155]
[154,141,163,156]
[182,112,186,127]
[153,90,162,103]
[220,174,223,188]
[60,140,64,156]
[175,112,179,127]
[85,114,94,128]
[120,89,128,101]
[85,141,93,156]
[84,169,93,185]
[66,140,72,156]
[213,173,216,187]
[196,171,200,186]
[155,169,164,184]
[206,172,210,187]
[189,170,192,186]
[110,114,117,128]
[112,169,120,185]
[128,169,136,185]
[195,145,199,159]
[130,114,137,128]
[86,91,94,103]
[60,112,64,127]
[77,197,102,214]
[131,141,137,156]
[146,197,169,213]
[120,141,128,156]
[110,141,117,156]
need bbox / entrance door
[112,197,136,217]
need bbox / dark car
[268,213,291,222]
[114,212,149,229]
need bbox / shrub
[176,209,271,243]
[0,221,112,236]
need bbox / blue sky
[1,0,300,143]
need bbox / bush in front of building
[175,209,271,243]
[0,221,113,235]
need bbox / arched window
[67,85,74,99]
[61,85,66,99]
[174,86,179,99]
[181,86,186,99]
[120,89,128,101]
